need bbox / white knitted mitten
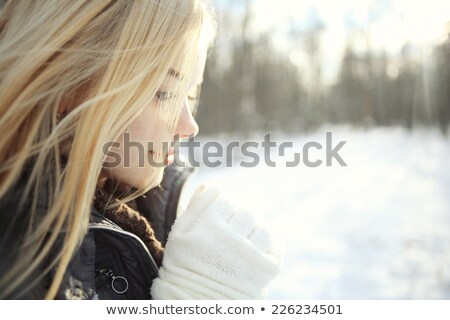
[151,185,282,299]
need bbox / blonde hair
[0,0,216,299]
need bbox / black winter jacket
[0,163,195,299]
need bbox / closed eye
[187,84,201,116]
[187,84,200,101]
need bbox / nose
[175,101,199,139]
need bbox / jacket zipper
[96,267,129,294]
[89,225,159,277]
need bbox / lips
[165,147,174,166]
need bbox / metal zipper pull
[97,267,129,294]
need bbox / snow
[178,126,450,299]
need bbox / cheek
[100,104,173,189]
[102,128,166,189]
[124,107,161,149]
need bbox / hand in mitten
[151,185,282,299]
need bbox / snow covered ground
[178,126,450,299]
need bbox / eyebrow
[168,68,184,80]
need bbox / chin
[130,167,165,190]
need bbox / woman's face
[102,46,207,189]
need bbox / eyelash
[155,91,175,101]
[155,89,199,102]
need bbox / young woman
[0,0,281,299]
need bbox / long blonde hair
[0,0,216,299]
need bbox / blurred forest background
[196,0,450,135]
[188,1,450,298]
